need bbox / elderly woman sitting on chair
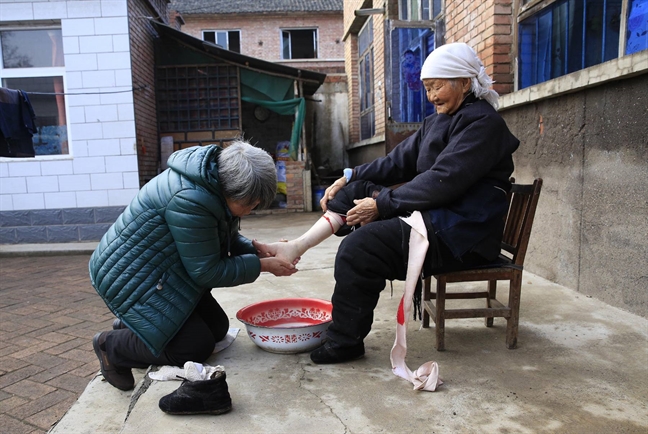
[256,42,520,364]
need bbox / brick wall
[285,161,306,211]
[445,0,515,95]
[180,13,344,66]
[344,32,360,144]
[129,0,168,186]
[343,0,369,145]
[372,12,386,137]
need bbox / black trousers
[324,181,488,348]
[105,291,229,369]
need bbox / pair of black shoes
[310,341,365,364]
[159,370,232,415]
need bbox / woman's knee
[166,331,215,366]
[335,220,406,281]
[211,317,230,342]
[335,230,367,263]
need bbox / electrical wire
[22,85,148,96]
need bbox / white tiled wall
[0,0,139,211]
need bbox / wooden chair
[422,178,543,350]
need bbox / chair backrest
[501,178,543,266]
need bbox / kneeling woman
[89,140,297,391]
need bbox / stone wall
[0,207,124,244]
[500,73,648,318]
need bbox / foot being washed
[253,211,345,264]
[254,239,303,264]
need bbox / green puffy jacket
[89,145,261,356]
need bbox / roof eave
[150,20,326,96]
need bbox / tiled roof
[170,0,343,15]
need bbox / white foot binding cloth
[148,362,224,381]
[390,211,443,391]
[147,328,239,382]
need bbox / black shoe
[112,319,126,330]
[92,332,135,391]
[310,342,365,364]
[158,371,232,415]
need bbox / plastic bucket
[312,186,327,211]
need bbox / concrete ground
[1,212,646,433]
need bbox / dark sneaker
[158,371,232,415]
[310,341,365,364]
[92,332,135,391]
[112,319,126,330]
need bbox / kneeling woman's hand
[260,257,298,277]
[252,239,301,266]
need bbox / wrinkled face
[226,197,260,217]
[423,78,470,115]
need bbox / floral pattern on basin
[246,307,331,326]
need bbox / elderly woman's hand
[346,198,379,226]
[260,257,298,276]
[321,176,347,212]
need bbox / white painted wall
[0,0,139,211]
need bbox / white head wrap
[420,42,499,109]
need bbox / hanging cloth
[0,87,37,158]
[390,211,443,391]
[241,96,305,161]
[239,69,305,160]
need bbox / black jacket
[354,94,519,260]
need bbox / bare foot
[268,240,303,264]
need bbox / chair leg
[506,272,522,349]
[485,280,497,327]
[422,277,431,328]
[435,277,446,351]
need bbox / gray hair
[218,140,277,209]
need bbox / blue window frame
[519,0,628,89]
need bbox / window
[627,0,648,54]
[518,0,647,89]
[389,27,436,123]
[156,65,240,131]
[281,29,318,59]
[203,30,241,53]
[389,1,443,123]
[0,27,68,155]
[399,0,443,20]
[358,20,375,140]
